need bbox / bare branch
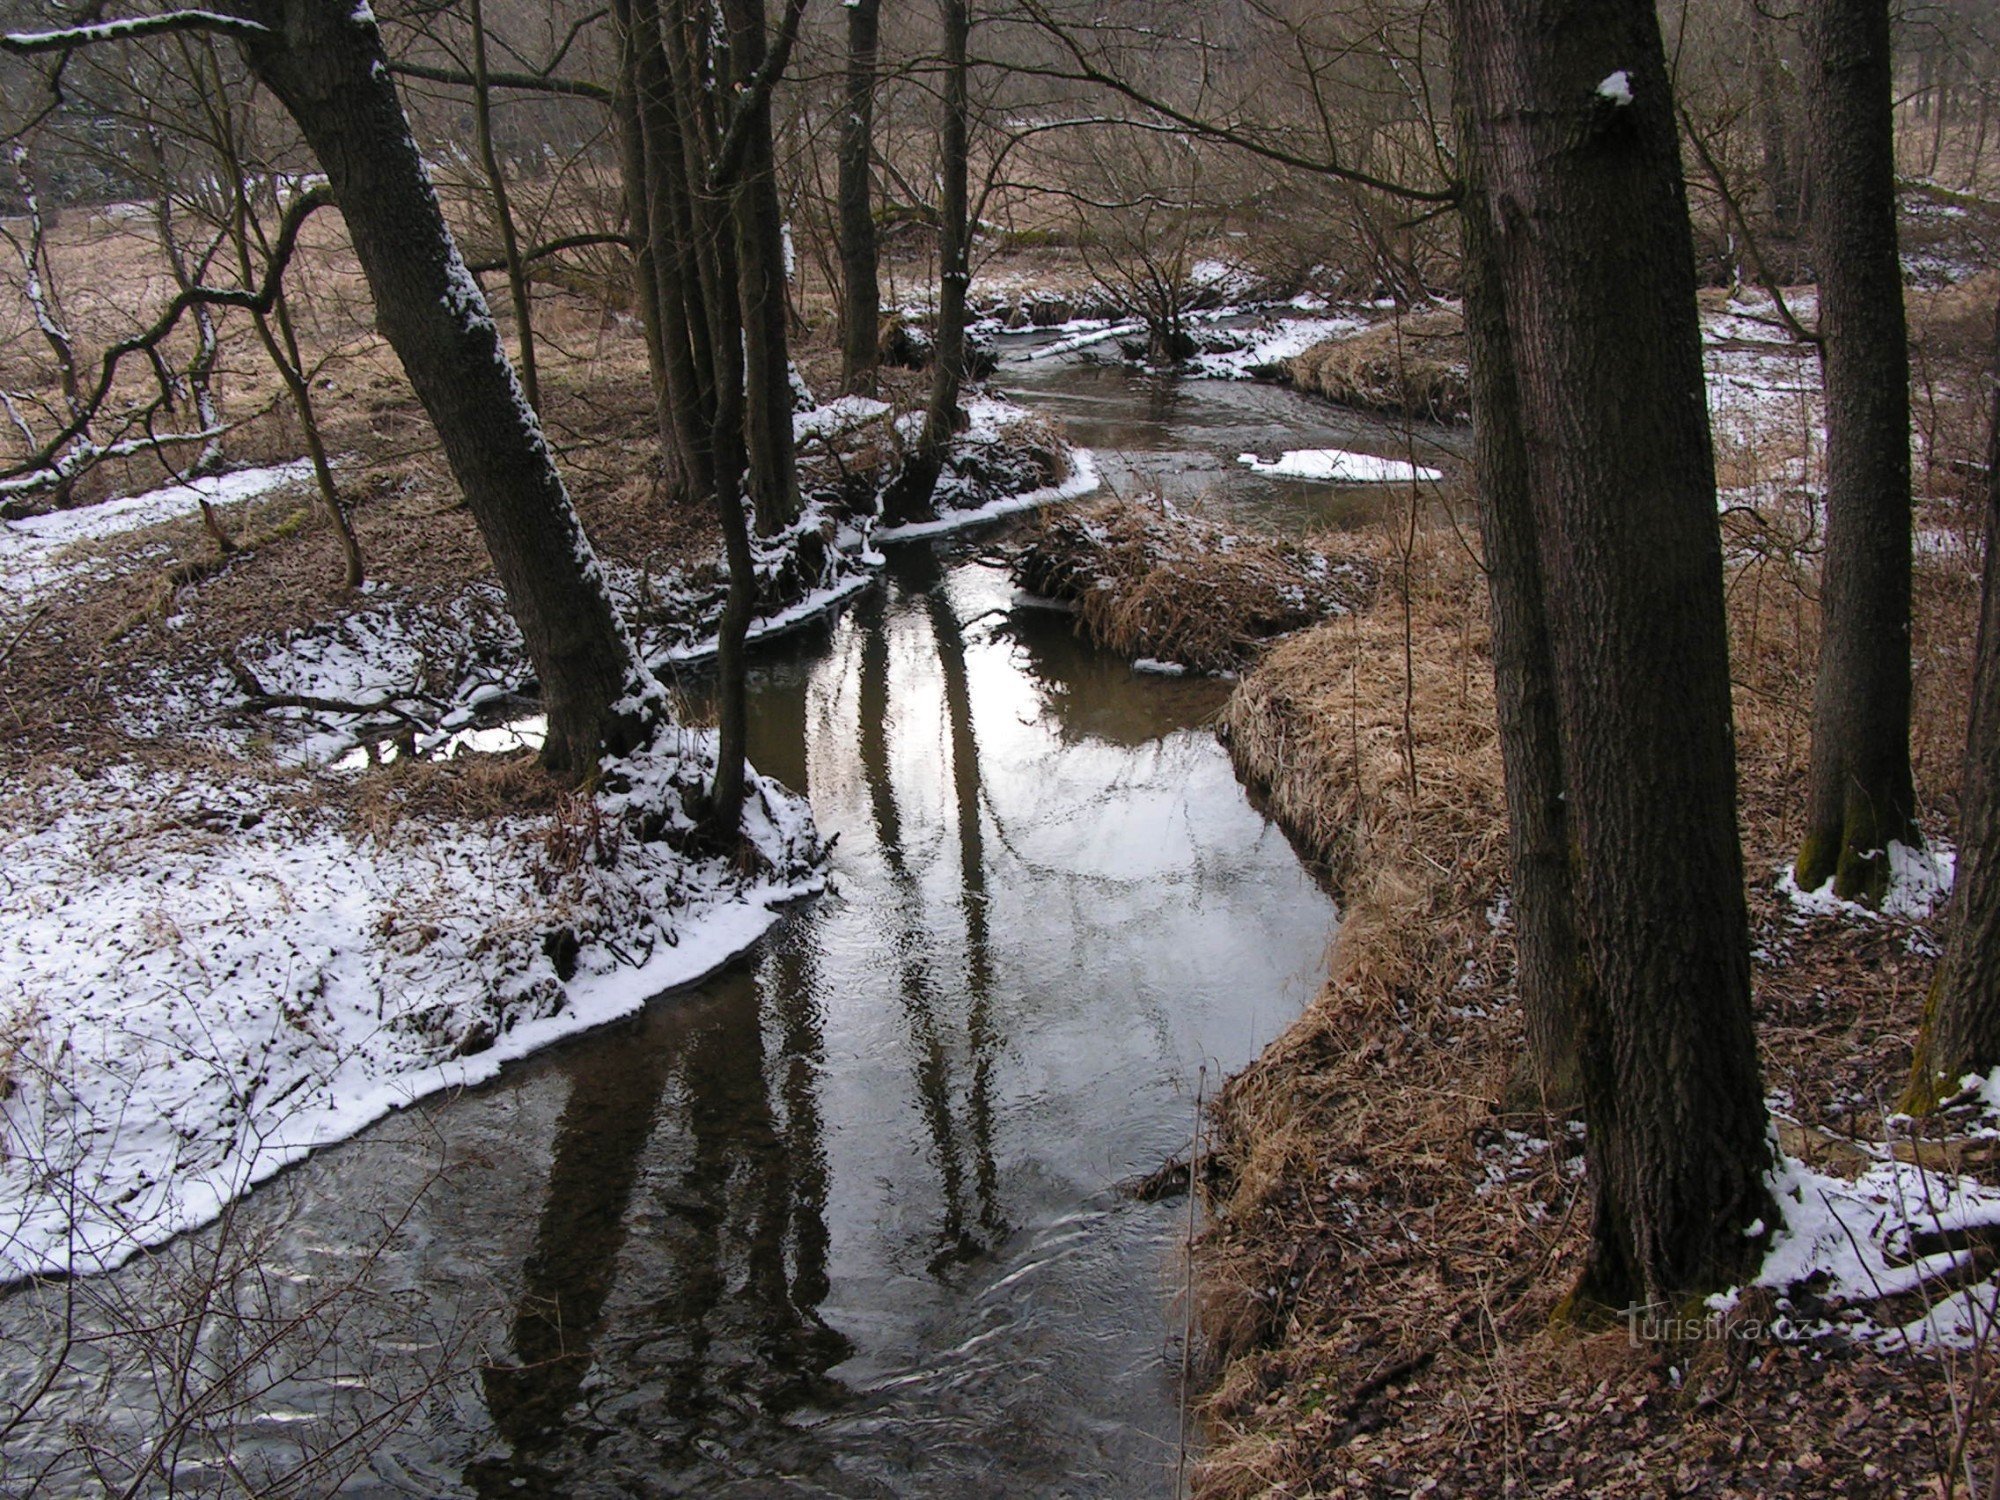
[0,10,268,55]
[386,58,609,102]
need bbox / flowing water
[2,346,1441,1496]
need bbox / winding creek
[2,337,1460,1496]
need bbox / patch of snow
[1597,70,1633,105]
[1237,448,1442,484]
[0,462,313,608]
[1132,657,1187,677]
[1774,840,1955,922]
[1023,321,1145,360]
[1187,315,1363,380]
[0,741,824,1280]
[1752,1149,2000,1351]
[793,395,891,442]
[875,448,1103,542]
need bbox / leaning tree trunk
[1906,301,2000,1109]
[1795,0,1919,904]
[235,0,657,776]
[1452,51,1584,1114]
[1455,0,1775,1311]
[837,0,882,396]
[881,0,969,524]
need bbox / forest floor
[1158,298,2000,1493]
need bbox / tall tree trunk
[235,0,657,776]
[838,0,881,395]
[610,0,675,479]
[1455,0,1775,1310]
[1906,301,2000,1109]
[724,0,800,538]
[637,0,716,500]
[1749,0,1799,239]
[1451,46,1584,1113]
[469,0,540,414]
[881,0,969,524]
[1795,0,1919,904]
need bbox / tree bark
[1455,0,1775,1309]
[1749,0,1800,239]
[837,0,881,395]
[1795,0,1919,904]
[235,0,657,776]
[1907,300,2000,1108]
[881,0,970,525]
[723,0,800,538]
[1451,46,1584,1114]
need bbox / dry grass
[1013,498,1378,674]
[1191,484,1988,1496]
[1288,309,1469,423]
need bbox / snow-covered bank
[0,461,313,608]
[0,736,823,1280]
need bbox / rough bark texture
[1749,0,1800,238]
[724,0,800,538]
[236,0,655,776]
[1451,53,1584,1114]
[1795,0,1919,904]
[1456,0,1775,1308]
[837,0,881,396]
[881,0,969,524]
[1907,302,2000,1108]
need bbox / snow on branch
[0,10,270,55]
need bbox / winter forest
[2,0,1999,1492]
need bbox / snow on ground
[0,462,313,609]
[1237,448,1442,484]
[0,737,823,1280]
[1748,1148,2000,1352]
[1774,840,1956,923]
[1188,314,1364,379]
[877,448,1101,541]
[1702,291,1823,460]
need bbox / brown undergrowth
[1193,497,1988,1496]
[1013,498,1378,674]
[1288,309,1470,424]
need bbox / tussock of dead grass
[1192,502,1985,1497]
[1014,499,1377,674]
[1287,309,1470,423]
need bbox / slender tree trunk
[1795,0,1919,903]
[469,0,540,414]
[1451,48,1584,1113]
[610,0,675,479]
[1907,301,2000,1108]
[235,0,657,776]
[1750,0,1799,239]
[723,0,800,537]
[1456,0,1775,1310]
[838,0,881,395]
[881,0,969,524]
[636,0,714,499]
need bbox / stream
[1,342,1452,1497]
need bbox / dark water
[993,330,1466,534]
[1,546,1336,1496]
